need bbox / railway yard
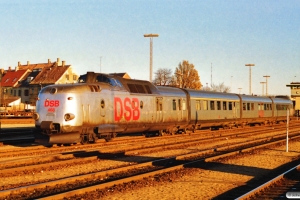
[0,119,299,199]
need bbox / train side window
[173,99,176,110]
[258,103,262,110]
[251,103,254,110]
[228,102,232,110]
[196,100,201,110]
[178,99,182,110]
[223,101,227,110]
[203,100,208,110]
[210,101,215,110]
[182,99,186,110]
[217,101,221,110]
[247,103,250,110]
[243,103,246,110]
[269,104,272,110]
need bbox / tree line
[153,60,230,93]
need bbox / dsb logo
[44,100,60,107]
[114,97,140,121]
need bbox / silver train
[33,72,293,144]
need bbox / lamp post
[144,34,159,82]
[263,75,270,96]
[245,64,255,95]
[260,81,266,96]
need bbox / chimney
[15,66,18,71]
[57,58,60,66]
[27,61,30,65]
[8,66,11,71]
[48,59,51,64]
[18,61,21,66]
[62,61,65,67]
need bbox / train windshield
[78,74,123,87]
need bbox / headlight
[32,113,39,121]
[64,113,75,121]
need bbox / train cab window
[173,99,176,110]
[223,101,227,110]
[196,100,201,110]
[217,101,221,110]
[228,102,233,110]
[203,100,208,110]
[182,99,186,110]
[210,101,215,110]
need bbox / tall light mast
[144,34,159,82]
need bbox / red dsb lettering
[132,98,140,120]
[114,97,140,122]
[44,100,60,107]
[124,97,132,121]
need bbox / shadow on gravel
[186,158,300,200]
[61,150,168,165]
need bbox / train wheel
[80,135,89,144]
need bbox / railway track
[0,124,300,199]
[236,164,300,200]
[2,131,298,199]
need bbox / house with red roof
[0,58,78,110]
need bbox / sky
[1,0,299,95]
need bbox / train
[32,72,293,145]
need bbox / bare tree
[153,68,173,86]
[211,82,231,93]
[173,60,201,89]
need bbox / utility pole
[245,64,255,95]
[263,75,270,96]
[144,34,159,82]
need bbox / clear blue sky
[1,0,299,95]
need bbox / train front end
[33,84,84,144]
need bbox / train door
[156,97,163,123]
[178,98,187,121]
[234,101,240,118]
[258,103,264,117]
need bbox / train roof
[185,89,240,101]
[271,97,292,104]
[78,72,160,94]
[156,86,187,97]
[239,95,272,103]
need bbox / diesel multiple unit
[33,72,293,144]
